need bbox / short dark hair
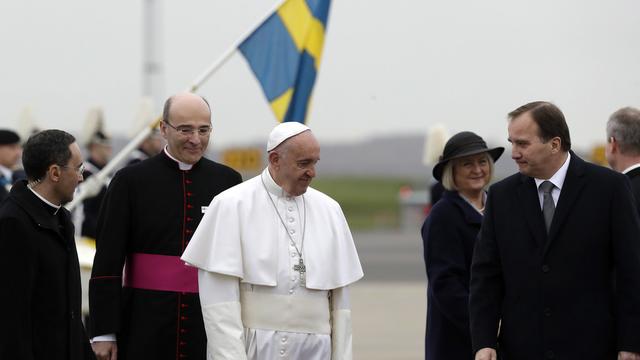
[508,101,571,152]
[607,107,640,156]
[162,95,212,124]
[22,130,76,181]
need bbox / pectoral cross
[293,258,306,285]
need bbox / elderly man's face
[161,95,212,165]
[0,143,22,168]
[508,112,557,179]
[272,131,320,196]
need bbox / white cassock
[181,168,363,360]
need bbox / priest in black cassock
[0,130,94,360]
[89,93,242,360]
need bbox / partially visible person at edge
[605,106,640,203]
[80,122,112,240]
[89,93,242,360]
[421,131,503,360]
[0,129,95,359]
[470,101,640,360]
[127,128,164,166]
[0,129,25,203]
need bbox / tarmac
[350,230,426,360]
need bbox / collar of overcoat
[443,190,484,225]
[516,150,587,255]
[9,180,75,246]
[626,166,640,180]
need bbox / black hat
[432,131,504,181]
[0,129,20,146]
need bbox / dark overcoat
[470,153,640,359]
[89,152,242,360]
[626,166,640,203]
[0,181,94,360]
[422,190,481,360]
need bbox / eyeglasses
[61,163,85,176]
[164,121,212,136]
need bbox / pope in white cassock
[181,122,363,360]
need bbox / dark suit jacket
[625,166,640,203]
[470,153,640,360]
[422,190,481,360]
[0,181,94,360]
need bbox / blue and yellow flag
[239,0,332,124]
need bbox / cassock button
[289,289,294,294]
[289,229,295,235]
[288,207,293,212]
[542,264,550,273]
[288,218,294,223]
[281,336,287,343]
[280,349,285,355]
[291,252,296,257]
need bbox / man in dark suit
[605,106,640,200]
[470,101,640,360]
[0,129,94,359]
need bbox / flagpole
[65,0,288,211]
[189,0,287,92]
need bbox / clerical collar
[262,168,295,199]
[0,164,12,181]
[163,146,193,170]
[27,186,61,215]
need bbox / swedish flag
[239,0,332,124]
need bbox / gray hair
[441,154,495,191]
[607,107,640,156]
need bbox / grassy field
[311,177,415,230]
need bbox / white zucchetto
[266,122,310,151]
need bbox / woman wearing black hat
[421,131,503,360]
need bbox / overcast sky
[1,0,639,151]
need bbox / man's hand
[475,347,497,360]
[92,341,117,360]
[619,351,640,360]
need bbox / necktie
[0,175,9,187]
[540,181,555,233]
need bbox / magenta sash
[124,253,198,293]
